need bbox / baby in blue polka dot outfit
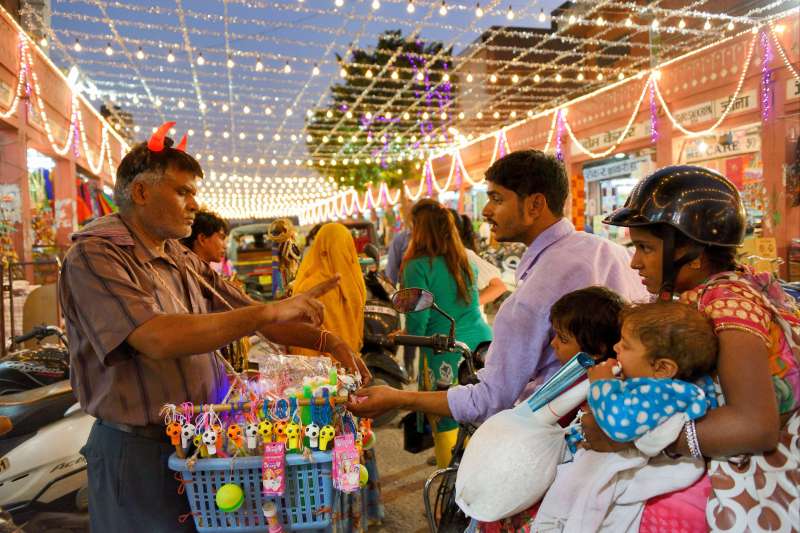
[534,301,719,532]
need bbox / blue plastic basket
[168,451,333,532]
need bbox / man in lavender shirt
[349,150,647,424]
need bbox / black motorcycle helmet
[604,165,746,299]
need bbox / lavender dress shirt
[447,218,649,424]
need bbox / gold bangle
[317,329,329,352]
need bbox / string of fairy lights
[7,0,797,218]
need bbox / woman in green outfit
[401,199,492,467]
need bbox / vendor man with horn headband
[58,122,360,532]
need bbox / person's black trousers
[81,420,195,533]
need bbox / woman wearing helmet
[579,165,800,531]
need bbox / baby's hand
[587,358,621,382]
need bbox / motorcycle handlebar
[393,334,450,351]
[12,325,65,345]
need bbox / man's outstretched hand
[346,385,404,419]
[266,275,340,326]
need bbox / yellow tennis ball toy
[216,483,245,513]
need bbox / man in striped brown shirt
[59,128,357,532]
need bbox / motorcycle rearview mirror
[391,288,457,342]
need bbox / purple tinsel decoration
[425,161,433,197]
[72,111,81,158]
[454,158,462,188]
[649,78,659,144]
[498,130,507,158]
[760,31,773,122]
[555,110,565,161]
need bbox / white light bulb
[490,74,498,83]
[443,73,450,82]
[597,72,604,80]
[698,140,708,153]
[257,133,264,141]
[651,19,659,30]
[197,53,205,65]
[167,50,175,63]
[416,71,424,81]
[177,100,185,109]
[256,58,264,71]
[285,109,293,116]
[334,0,343,6]
[704,19,711,30]
[312,64,320,76]
[555,73,562,82]
[506,5,514,20]
[306,135,313,142]
[467,73,474,83]
[534,73,541,82]
[407,0,414,13]
[326,110,333,118]
[577,72,584,81]
[596,16,605,26]
[510,111,517,118]
[340,68,347,78]
[371,0,380,9]
[222,103,229,112]
[512,74,519,84]
[243,105,250,114]
[476,111,483,119]
[227,56,235,68]
[223,131,230,139]
[323,136,330,142]
[346,110,353,119]
[422,112,429,120]
[439,1,447,16]
[239,132,246,140]
[205,130,212,138]
[493,111,500,119]
[678,18,686,29]
[284,62,292,74]
[74,39,82,52]
[618,72,624,81]
[199,102,206,111]
[440,112,447,120]
[366,69,373,78]
[625,17,633,27]
[105,43,114,56]
[727,21,734,31]
[568,14,576,24]
[475,2,483,18]
[458,112,465,119]
[264,107,272,115]
[538,8,546,22]
[403,112,410,120]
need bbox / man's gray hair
[113,170,165,212]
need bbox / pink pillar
[53,158,76,249]
[0,121,32,265]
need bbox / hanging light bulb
[340,67,347,78]
[365,69,373,78]
[597,72,604,80]
[555,73,562,82]
[371,0,380,9]
[105,43,114,56]
[577,72,584,81]
[197,52,205,65]
[440,112,447,120]
[403,112,410,120]
[727,20,734,31]
[285,108,293,116]
[407,0,415,13]
[489,74,497,83]
[511,73,519,84]
[306,134,313,142]
[625,16,633,27]
[73,38,82,52]
[538,8,546,22]
[386,111,393,118]
[443,73,450,82]
[510,111,517,118]
[39,36,48,47]
[476,111,483,119]
[257,133,264,141]
[322,135,330,143]
[222,103,230,112]
[534,73,541,82]
[416,71,424,81]
[345,110,353,119]
[255,57,264,71]
[703,19,711,30]
[568,14,576,24]
[596,15,605,26]
[136,47,145,60]
[458,111,465,120]
[365,111,373,119]
[391,70,399,80]
[284,62,292,74]
[177,99,185,109]
[506,5,514,20]
[334,0,344,6]
[205,129,212,137]
[167,50,175,63]
[312,64,320,76]
[618,72,624,81]
[243,105,251,114]
[264,106,272,115]
[439,0,447,16]
[227,55,235,68]
[239,132,246,140]
[326,109,333,118]
[475,2,483,18]
[651,19,659,30]
[422,111,430,120]
[223,131,230,139]
[678,18,686,29]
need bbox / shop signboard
[0,79,11,109]
[787,79,800,102]
[0,184,22,224]
[570,122,650,156]
[583,156,653,183]
[672,90,757,127]
[676,125,761,164]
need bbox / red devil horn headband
[147,121,189,153]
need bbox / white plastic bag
[455,381,589,522]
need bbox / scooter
[360,244,409,426]
[0,325,92,531]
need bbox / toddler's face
[612,321,654,378]
[550,325,582,365]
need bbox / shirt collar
[117,216,181,268]
[516,218,574,283]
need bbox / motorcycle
[0,325,92,532]
[360,244,409,427]
[388,288,486,533]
